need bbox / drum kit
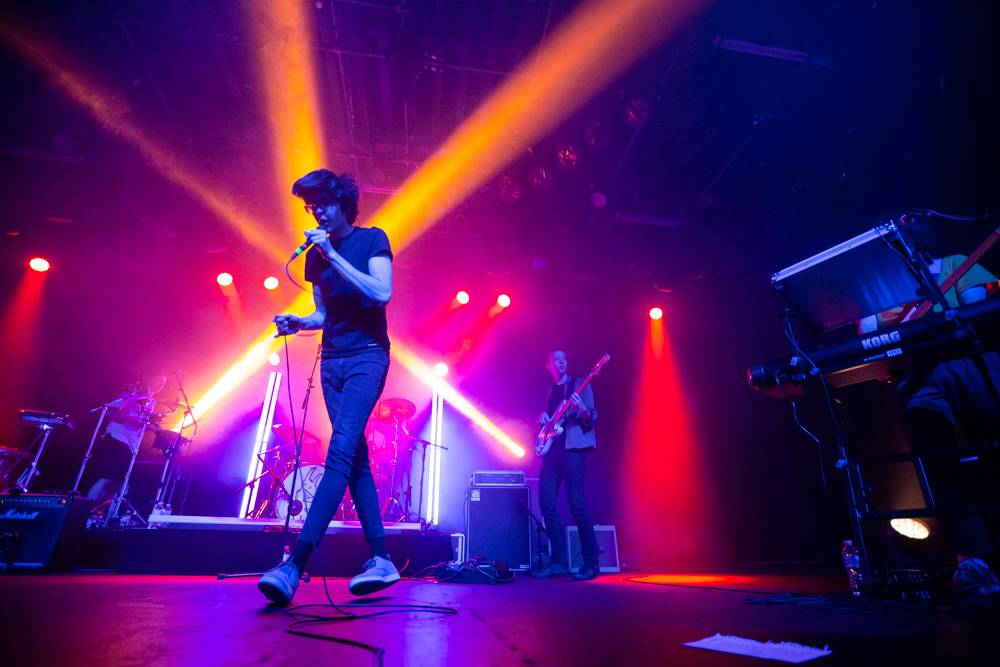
[0,380,196,529]
[245,396,431,523]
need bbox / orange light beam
[169,0,706,432]
[392,343,526,458]
[168,290,314,431]
[246,1,327,238]
[0,20,290,263]
[370,0,707,248]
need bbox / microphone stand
[218,342,320,581]
[283,343,322,534]
[412,437,448,527]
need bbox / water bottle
[841,539,863,597]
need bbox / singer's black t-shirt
[304,226,393,357]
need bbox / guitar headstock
[589,353,611,376]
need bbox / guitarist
[535,349,600,580]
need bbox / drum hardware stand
[101,400,156,529]
[218,343,320,581]
[14,425,55,492]
[380,416,407,521]
[239,446,300,519]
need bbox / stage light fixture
[623,96,652,128]
[649,307,664,320]
[433,362,449,377]
[497,175,524,204]
[268,352,281,367]
[497,294,512,308]
[28,257,50,273]
[455,290,471,305]
[890,518,931,540]
[263,276,279,290]
[584,119,612,149]
[555,143,580,169]
[217,272,234,287]
[527,164,552,190]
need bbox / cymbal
[272,423,322,448]
[372,397,416,422]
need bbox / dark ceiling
[1,1,996,289]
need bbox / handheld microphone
[288,241,312,261]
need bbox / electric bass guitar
[535,353,611,456]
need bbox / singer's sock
[291,541,313,571]
[369,538,388,559]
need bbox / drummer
[84,376,166,505]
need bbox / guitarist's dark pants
[539,441,599,568]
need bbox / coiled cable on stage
[278,339,458,666]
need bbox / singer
[258,169,398,606]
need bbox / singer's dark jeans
[539,442,599,569]
[296,347,390,560]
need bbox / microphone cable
[277,339,458,666]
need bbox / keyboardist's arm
[859,285,987,335]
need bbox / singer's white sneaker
[348,556,400,596]
[258,561,300,606]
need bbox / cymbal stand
[151,375,197,517]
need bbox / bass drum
[275,464,325,520]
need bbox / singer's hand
[273,313,304,337]
[304,228,333,255]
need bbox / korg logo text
[861,330,901,351]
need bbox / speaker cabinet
[567,524,621,573]
[465,486,531,571]
[0,494,92,570]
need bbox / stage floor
[1,572,996,666]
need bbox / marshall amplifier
[0,493,92,570]
[465,485,531,571]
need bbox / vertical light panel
[242,370,282,517]
[426,389,445,526]
[433,391,444,526]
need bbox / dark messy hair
[291,169,360,224]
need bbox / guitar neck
[551,374,596,421]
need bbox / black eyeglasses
[305,202,341,215]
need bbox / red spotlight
[497,294,511,308]
[28,257,50,273]
[649,307,663,320]
[217,272,234,287]
[263,276,279,290]
[455,290,471,305]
